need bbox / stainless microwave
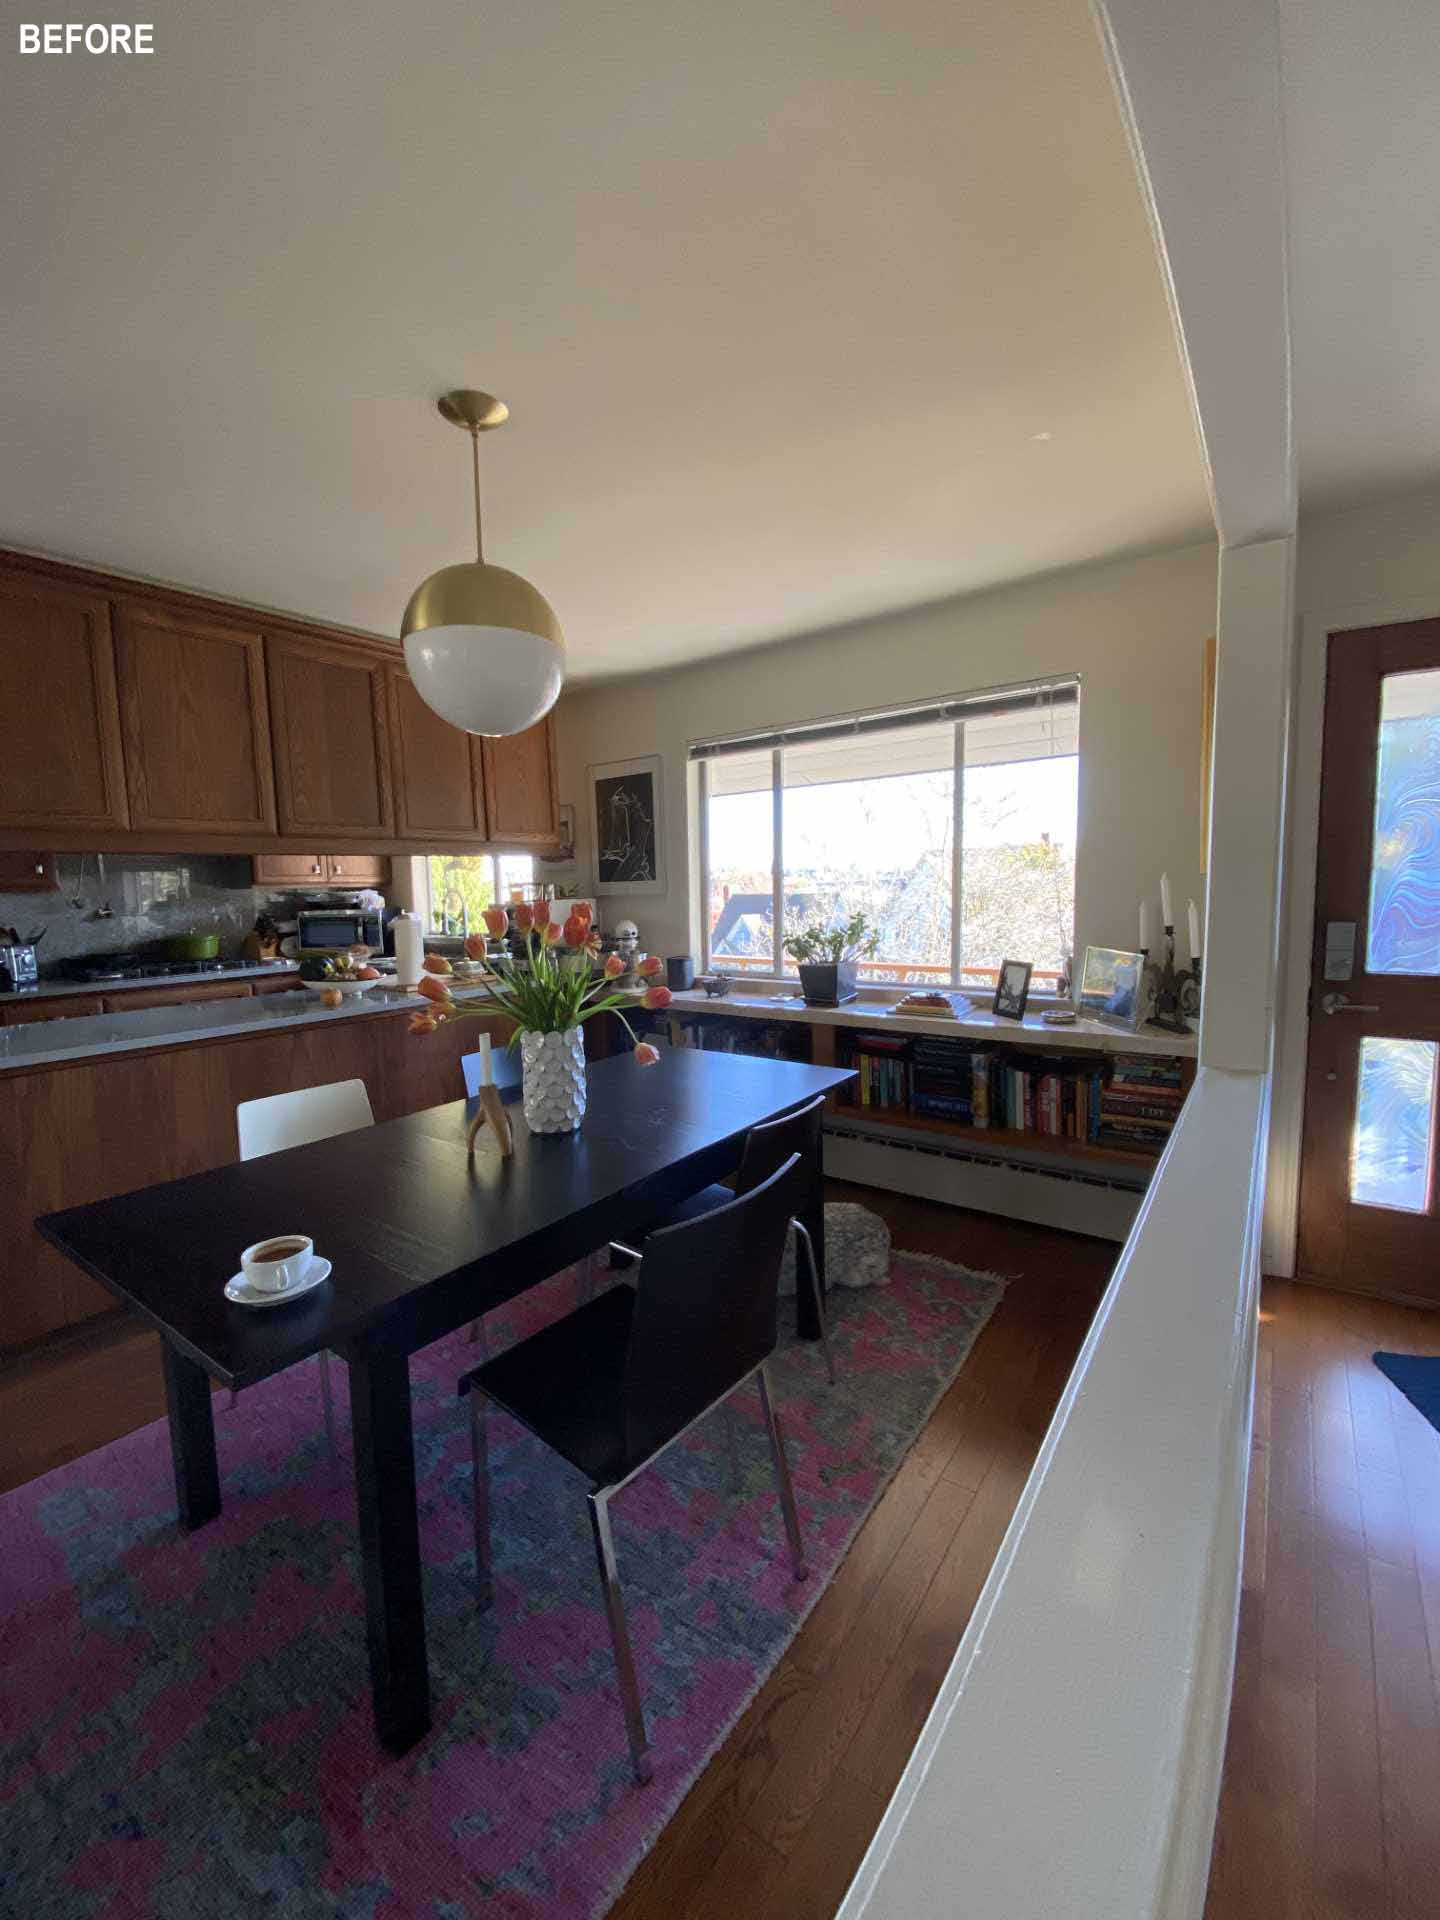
[296,907,385,954]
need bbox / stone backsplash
[0,853,303,970]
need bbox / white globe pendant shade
[401,560,564,736]
[401,390,565,737]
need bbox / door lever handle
[1320,992,1380,1015]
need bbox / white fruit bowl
[303,977,379,997]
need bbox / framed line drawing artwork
[590,755,665,895]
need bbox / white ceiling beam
[1092,0,1296,547]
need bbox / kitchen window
[694,678,1078,991]
[420,853,535,939]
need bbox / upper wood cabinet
[0,570,129,834]
[481,715,561,847]
[252,852,329,884]
[266,633,394,841]
[386,664,489,842]
[323,853,388,885]
[114,604,276,835]
[0,851,59,892]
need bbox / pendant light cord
[470,428,484,562]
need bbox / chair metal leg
[468,1391,493,1610]
[720,1399,743,1495]
[792,1220,837,1386]
[587,1490,652,1784]
[318,1351,337,1459]
[468,1316,490,1358]
[757,1364,808,1581]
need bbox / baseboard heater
[822,1119,1144,1242]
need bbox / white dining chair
[234,1078,375,1456]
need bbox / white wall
[554,539,1217,970]
[1267,485,1440,1273]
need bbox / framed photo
[1077,944,1147,1029]
[993,958,1033,1020]
[590,755,665,896]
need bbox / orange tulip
[423,952,452,975]
[602,951,626,978]
[537,918,562,945]
[638,954,664,978]
[464,933,487,961]
[482,905,509,938]
[642,984,672,1011]
[573,901,593,924]
[416,974,454,1008]
[511,902,534,932]
[562,914,587,948]
[634,1041,661,1066]
[408,1012,439,1034]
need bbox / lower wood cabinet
[0,1003,508,1352]
[3,995,106,1025]
[101,981,254,1012]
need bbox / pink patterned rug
[1,1252,1004,1919]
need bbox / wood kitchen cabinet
[251,853,389,886]
[480,715,561,846]
[386,665,489,841]
[101,980,254,1012]
[3,994,106,1025]
[266,633,395,841]
[252,852,329,885]
[0,852,58,892]
[114,603,277,835]
[0,569,130,835]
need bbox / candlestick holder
[1145,928,1201,1034]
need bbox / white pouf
[779,1201,891,1295]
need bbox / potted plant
[410,900,671,1133]
[783,911,878,1007]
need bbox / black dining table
[36,1047,854,1754]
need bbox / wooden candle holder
[466,1083,515,1158]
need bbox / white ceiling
[0,0,1209,681]
[1282,0,1440,513]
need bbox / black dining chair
[606,1093,836,1385]
[457,1154,810,1785]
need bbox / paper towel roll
[392,910,423,990]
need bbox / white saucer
[225,1256,331,1308]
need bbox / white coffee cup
[240,1233,315,1295]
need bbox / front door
[1298,617,1440,1306]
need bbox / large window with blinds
[694,679,1078,991]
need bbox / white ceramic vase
[519,1026,587,1133]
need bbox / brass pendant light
[401,390,564,736]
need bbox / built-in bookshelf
[628,990,1198,1240]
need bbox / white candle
[477,1032,494,1087]
[1139,900,1149,952]
[1160,872,1173,929]
[1188,899,1201,961]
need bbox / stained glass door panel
[1368,669,1440,975]
[1299,620,1440,1304]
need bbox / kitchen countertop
[0,978,503,1073]
[0,960,303,1005]
[661,988,1198,1057]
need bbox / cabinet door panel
[0,572,129,832]
[386,666,488,840]
[481,715,559,846]
[3,994,106,1025]
[115,606,276,833]
[252,853,329,884]
[0,852,58,892]
[325,854,388,885]
[267,636,394,840]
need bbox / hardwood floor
[1205,1277,1440,1920]
[611,1183,1114,1920]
